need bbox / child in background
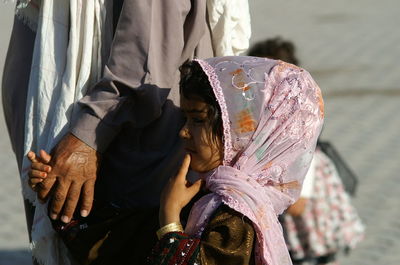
[28,56,324,265]
[248,37,299,66]
[248,37,365,265]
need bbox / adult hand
[159,154,203,227]
[36,133,100,223]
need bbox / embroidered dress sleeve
[148,205,255,265]
[70,0,208,152]
[148,232,201,265]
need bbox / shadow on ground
[0,249,31,265]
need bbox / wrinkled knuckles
[53,192,66,203]
[82,188,93,197]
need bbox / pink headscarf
[185,56,324,265]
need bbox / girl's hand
[286,197,308,217]
[159,154,203,227]
[27,150,52,191]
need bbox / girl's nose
[179,123,190,139]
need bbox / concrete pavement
[1,0,399,264]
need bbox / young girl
[28,56,324,264]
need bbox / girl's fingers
[29,169,48,179]
[187,179,203,197]
[27,151,38,163]
[31,162,52,172]
[27,150,52,168]
[176,154,191,182]
[39,149,52,163]
[29,177,44,185]
[28,177,44,191]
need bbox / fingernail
[81,210,88,217]
[45,166,51,172]
[41,172,47,177]
[61,215,70,223]
[50,213,57,220]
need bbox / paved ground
[1,0,399,264]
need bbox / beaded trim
[194,59,234,165]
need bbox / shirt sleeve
[70,0,208,152]
[207,0,251,56]
[147,205,255,265]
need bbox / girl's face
[179,96,223,173]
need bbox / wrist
[66,133,97,153]
[156,222,184,240]
[159,205,181,227]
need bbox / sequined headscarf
[185,56,324,265]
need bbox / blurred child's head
[248,36,299,65]
[179,61,223,173]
